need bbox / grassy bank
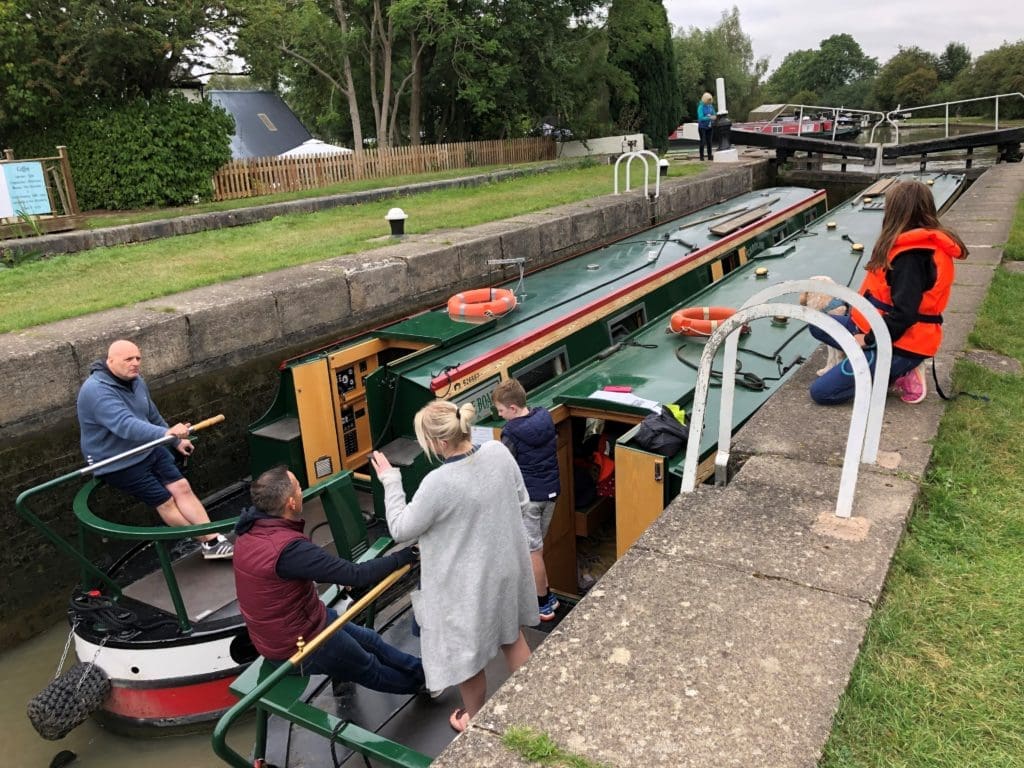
[82,163,556,229]
[821,209,1024,766]
[0,161,699,333]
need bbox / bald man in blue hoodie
[77,339,233,559]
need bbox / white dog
[799,275,849,376]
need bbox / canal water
[2,619,255,768]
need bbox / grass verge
[81,163,555,229]
[0,161,699,333]
[820,245,1024,763]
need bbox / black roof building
[208,90,313,159]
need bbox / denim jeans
[808,315,924,405]
[698,125,714,159]
[298,609,424,694]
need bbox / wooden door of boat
[613,434,667,557]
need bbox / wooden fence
[211,137,557,202]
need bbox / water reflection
[2,621,254,768]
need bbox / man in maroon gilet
[233,466,423,693]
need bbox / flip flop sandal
[449,708,470,733]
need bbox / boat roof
[479,171,965,465]
[384,187,825,394]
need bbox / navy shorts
[101,447,183,508]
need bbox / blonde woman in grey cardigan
[371,400,537,733]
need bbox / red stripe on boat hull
[103,673,238,724]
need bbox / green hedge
[5,94,233,210]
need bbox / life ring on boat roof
[447,288,517,320]
[669,305,737,336]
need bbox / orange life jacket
[850,228,964,357]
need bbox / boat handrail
[70,470,367,634]
[72,478,236,541]
[14,414,228,598]
[211,563,431,768]
[681,283,892,519]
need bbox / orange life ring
[447,288,517,320]
[669,306,736,336]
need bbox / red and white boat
[732,115,860,141]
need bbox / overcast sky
[663,1,1019,72]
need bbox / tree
[815,34,877,101]
[872,46,939,109]
[762,49,818,104]
[232,0,369,151]
[673,7,766,123]
[0,0,229,134]
[938,42,972,82]
[958,41,1024,118]
[606,0,679,151]
[762,34,876,107]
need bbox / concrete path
[431,162,1024,767]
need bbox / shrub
[5,94,233,210]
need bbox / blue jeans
[808,315,924,405]
[298,610,424,694]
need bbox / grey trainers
[201,534,234,560]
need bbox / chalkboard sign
[1,162,51,217]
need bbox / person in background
[233,465,424,693]
[371,400,536,734]
[697,92,717,161]
[492,379,561,622]
[77,339,233,559]
[809,180,968,405]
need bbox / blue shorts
[101,447,183,508]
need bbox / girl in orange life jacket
[809,180,968,405]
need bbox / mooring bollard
[385,207,408,237]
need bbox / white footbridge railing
[613,149,661,199]
[680,280,892,518]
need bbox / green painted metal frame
[211,566,431,768]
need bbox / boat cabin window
[606,306,648,343]
[719,249,742,276]
[513,348,569,392]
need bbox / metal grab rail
[680,295,889,519]
[613,149,661,198]
[211,564,431,768]
[14,415,227,597]
[886,92,1024,140]
[737,280,892,464]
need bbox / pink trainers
[893,365,927,404]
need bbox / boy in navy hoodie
[493,379,561,621]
